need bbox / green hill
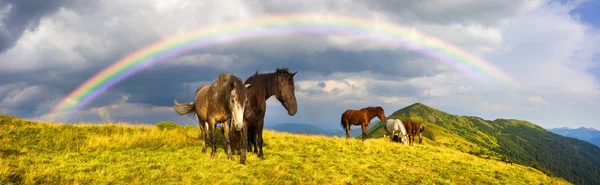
[0,114,569,184]
[367,103,600,185]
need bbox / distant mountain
[265,122,376,138]
[366,103,600,185]
[549,127,600,147]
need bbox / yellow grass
[0,116,571,185]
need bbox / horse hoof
[211,153,216,158]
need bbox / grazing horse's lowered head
[385,119,408,145]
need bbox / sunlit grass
[0,115,570,184]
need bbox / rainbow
[47,13,519,120]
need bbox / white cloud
[1,0,599,130]
[528,95,549,105]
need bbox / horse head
[228,78,251,131]
[376,106,386,122]
[275,68,298,116]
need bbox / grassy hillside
[0,114,569,184]
[367,103,600,185]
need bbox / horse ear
[292,71,297,77]
[245,84,252,88]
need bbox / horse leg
[343,119,350,139]
[418,133,423,144]
[204,122,210,151]
[257,119,265,159]
[390,131,395,143]
[198,120,206,153]
[361,124,366,141]
[208,120,217,158]
[240,122,248,165]
[223,119,234,160]
[248,124,258,154]
[345,125,350,139]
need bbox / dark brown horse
[173,73,251,164]
[402,119,425,146]
[244,68,298,159]
[340,106,386,141]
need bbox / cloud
[0,0,68,54]
[528,95,549,105]
[1,0,599,131]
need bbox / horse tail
[340,112,346,130]
[173,99,196,117]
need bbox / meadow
[0,115,570,185]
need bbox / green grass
[0,115,569,184]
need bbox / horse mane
[213,73,246,104]
[245,68,293,97]
[362,106,383,112]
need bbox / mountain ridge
[549,127,600,147]
[367,102,600,185]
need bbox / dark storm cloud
[227,47,447,80]
[0,0,68,54]
[79,47,447,109]
[364,0,529,26]
[369,83,420,97]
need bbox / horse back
[343,109,367,124]
[194,85,210,121]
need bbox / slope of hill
[549,127,600,147]
[367,103,600,185]
[0,114,568,184]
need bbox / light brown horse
[340,106,386,141]
[173,73,251,164]
[244,68,298,159]
[403,119,425,146]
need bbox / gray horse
[174,73,251,164]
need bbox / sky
[0,0,599,130]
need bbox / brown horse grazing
[402,119,425,146]
[340,106,386,141]
[173,73,251,164]
[244,68,298,159]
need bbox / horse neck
[256,73,279,99]
[365,108,379,119]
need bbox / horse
[385,119,408,145]
[402,119,425,146]
[340,106,386,141]
[244,68,298,159]
[173,73,251,164]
